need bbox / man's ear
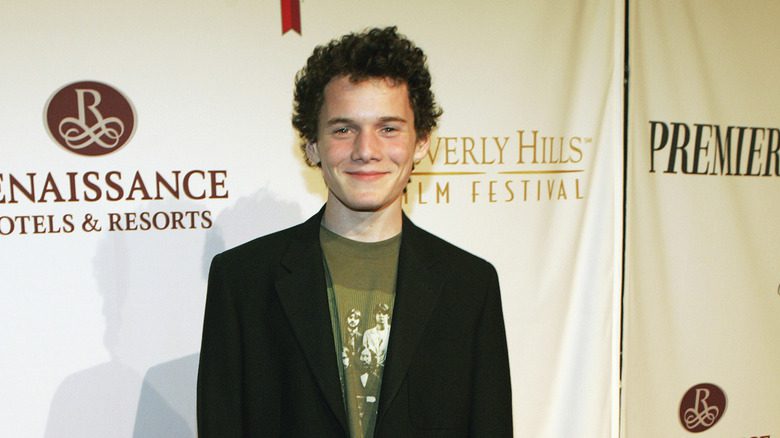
[305,142,321,165]
[413,135,431,163]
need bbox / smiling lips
[346,170,389,181]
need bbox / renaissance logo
[679,383,726,433]
[0,81,229,237]
[405,129,590,206]
[44,81,136,156]
[649,120,780,176]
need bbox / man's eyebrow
[324,116,409,126]
[377,116,408,124]
[325,117,355,126]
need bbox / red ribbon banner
[281,0,301,35]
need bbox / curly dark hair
[292,26,442,165]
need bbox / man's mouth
[346,170,387,181]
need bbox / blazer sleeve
[197,254,244,437]
[470,265,513,436]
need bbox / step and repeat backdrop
[2,1,623,436]
[623,1,780,437]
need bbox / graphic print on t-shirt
[341,303,391,436]
[320,225,400,438]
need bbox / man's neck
[321,198,403,242]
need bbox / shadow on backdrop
[131,190,303,437]
[44,192,302,438]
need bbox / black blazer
[197,208,512,437]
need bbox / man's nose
[351,131,380,161]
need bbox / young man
[197,27,512,437]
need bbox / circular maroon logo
[679,383,727,433]
[44,81,136,156]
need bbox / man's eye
[381,126,397,133]
[334,127,349,134]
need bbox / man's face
[306,75,429,214]
[375,311,389,325]
[360,348,372,368]
[347,311,360,329]
[342,348,350,367]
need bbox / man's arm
[470,266,513,436]
[197,254,243,437]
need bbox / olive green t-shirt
[320,225,400,438]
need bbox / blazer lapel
[274,212,348,433]
[377,216,444,423]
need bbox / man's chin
[341,199,396,213]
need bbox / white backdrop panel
[1,1,621,436]
[623,1,780,436]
